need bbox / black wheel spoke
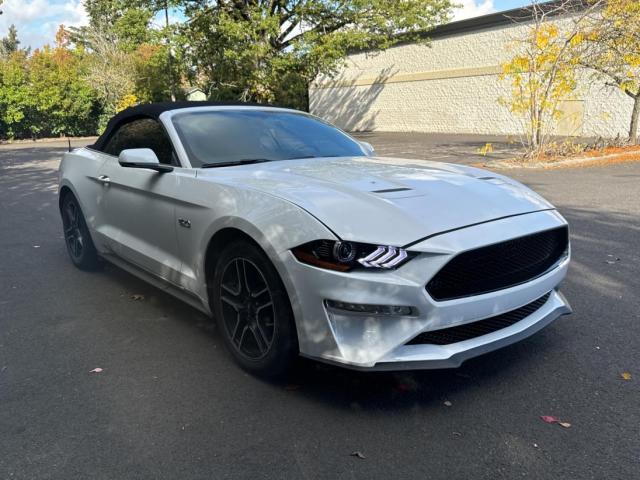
[249,326,267,354]
[240,259,251,294]
[230,313,242,342]
[254,324,270,352]
[66,203,77,228]
[256,301,273,314]
[235,260,245,293]
[221,282,240,296]
[251,286,269,299]
[236,325,249,349]
[221,295,243,312]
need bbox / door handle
[98,175,110,184]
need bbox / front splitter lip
[300,290,572,371]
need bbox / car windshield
[171,109,366,168]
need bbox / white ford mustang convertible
[58,102,571,376]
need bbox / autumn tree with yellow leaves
[577,0,640,143]
[499,1,599,154]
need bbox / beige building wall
[309,17,632,137]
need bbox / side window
[103,118,176,166]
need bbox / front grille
[407,292,551,346]
[426,227,568,301]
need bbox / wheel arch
[202,226,302,345]
[203,227,262,290]
[202,223,284,306]
[58,180,87,215]
[197,209,330,309]
[58,185,74,210]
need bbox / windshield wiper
[200,158,273,168]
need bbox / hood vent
[371,187,413,194]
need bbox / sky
[0,0,532,51]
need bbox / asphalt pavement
[1,137,638,479]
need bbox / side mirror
[359,141,376,156]
[118,148,173,173]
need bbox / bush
[0,47,100,140]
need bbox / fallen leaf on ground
[350,451,366,459]
[89,367,103,373]
[621,372,632,380]
[130,294,145,301]
[540,415,560,424]
[541,415,572,428]
[444,400,452,407]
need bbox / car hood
[198,156,554,246]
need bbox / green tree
[0,24,21,58]
[180,0,452,108]
[73,0,154,52]
[0,51,33,139]
[28,43,99,137]
[0,27,99,140]
[68,0,185,116]
[133,42,181,102]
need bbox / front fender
[172,175,337,316]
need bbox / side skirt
[100,253,212,316]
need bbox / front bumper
[277,209,571,370]
[344,289,571,371]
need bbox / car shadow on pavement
[78,202,640,415]
[283,339,560,412]
[94,253,561,414]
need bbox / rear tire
[211,240,298,378]
[60,194,100,271]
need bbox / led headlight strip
[358,246,408,268]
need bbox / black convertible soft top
[91,101,271,151]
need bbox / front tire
[61,194,100,271]
[211,240,298,378]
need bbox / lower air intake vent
[407,292,551,346]
[426,227,568,301]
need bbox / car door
[95,118,183,284]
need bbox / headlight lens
[291,240,413,271]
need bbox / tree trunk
[629,94,640,145]
[165,1,176,102]
[303,83,310,112]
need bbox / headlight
[291,240,413,271]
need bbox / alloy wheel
[219,258,276,360]
[63,200,84,260]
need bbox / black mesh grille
[407,292,551,346]
[426,227,568,301]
